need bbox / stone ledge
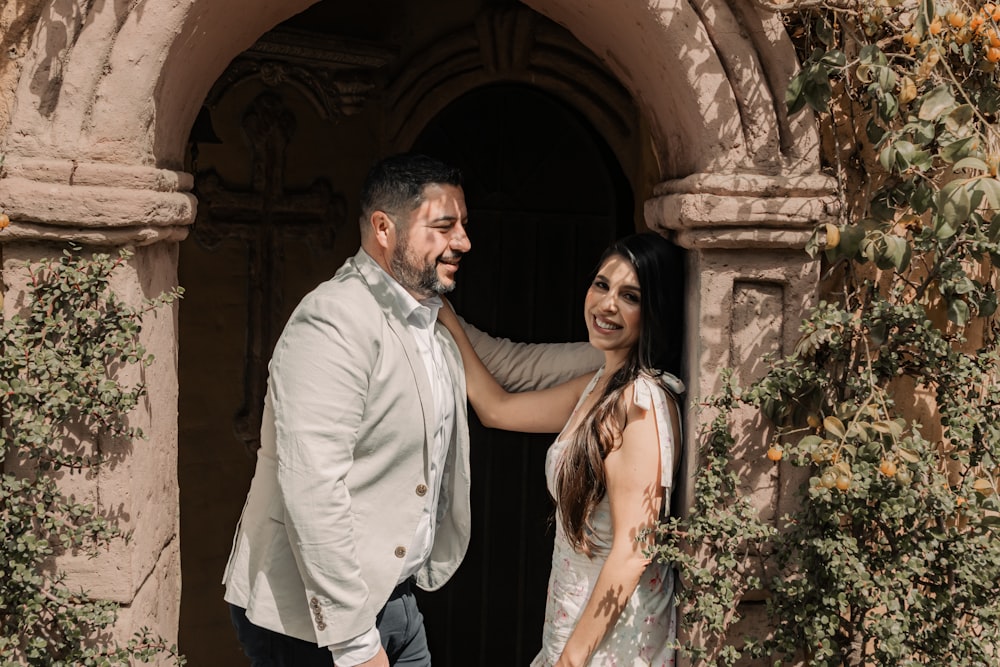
[2,157,194,192]
[0,221,189,246]
[652,171,838,197]
[646,190,839,231]
[0,176,196,234]
[672,227,815,250]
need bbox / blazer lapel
[351,251,436,469]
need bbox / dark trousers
[229,579,430,666]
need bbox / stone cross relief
[193,92,347,453]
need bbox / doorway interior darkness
[411,83,636,665]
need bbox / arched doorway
[174,5,659,664]
[410,83,642,664]
[0,0,836,661]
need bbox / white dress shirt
[330,257,456,665]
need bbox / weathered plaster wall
[0,0,45,142]
[0,240,182,659]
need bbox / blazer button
[415,483,428,497]
[394,546,407,558]
[317,622,327,631]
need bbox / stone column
[645,171,838,662]
[0,155,195,655]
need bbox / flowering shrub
[0,248,185,665]
[655,0,1000,664]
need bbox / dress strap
[555,366,604,443]
[633,372,684,490]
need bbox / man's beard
[390,235,460,298]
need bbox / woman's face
[584,254,642,363]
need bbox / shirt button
[415,483,428,497]
[394,546,407,558]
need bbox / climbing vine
[0,247,185,665]
[655,0,1000,664]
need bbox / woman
[438,233,683,666]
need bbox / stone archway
[0,0,838,659]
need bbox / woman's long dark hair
[554,232,683,555]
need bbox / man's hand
[353,646,389,667]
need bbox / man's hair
[359,154,463,232]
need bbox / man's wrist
[328,625,381,666]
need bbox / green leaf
[918,85,956,121]
[859,44,887,66]
[921,0,935,25]
[911,181,934,213]
[952,157,990,173]
[786,71,807,115]
[824,416,846,439]
[976,289,997,323]
[831,223,866,259]
[884,235,911,271]
[816,16,834,46]
[948,298,970,325]
[820,50,846,67]
[879,145,897,172]
[974,177,1000,208]
[944,104,975,135]
[799,435,824,448]
[936,181,971,233]
[866,118,886,144]
[940,136,979,164]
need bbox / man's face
[389,183,470,299]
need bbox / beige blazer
[222,249,601,647]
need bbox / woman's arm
[459,316,603,391]
[555,387,665,667]
[438,301,593,434]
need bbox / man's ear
[369,211,395,250]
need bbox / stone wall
[0,0,45,142]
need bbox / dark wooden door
[411,84,634,665]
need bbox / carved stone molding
[385,6,636,160]
[644,171,840,250]
[0,157,196,246]
[205,28,394,120]
[192,93,347,453]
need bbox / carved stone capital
[645,171,840,250]
[205,29,394,120]
[0,157,196,246]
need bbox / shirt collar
[362,250,442,329]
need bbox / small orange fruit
[947,11,966,27]
[970,13,985,32]
[903,31,921,48]
[835,474,852,491]
[989,29,1000,47]
[929,18,944,35]
[0,213,9,230]
[767,445,784,462]
[880,459,898,477]
[989,46,1000,62]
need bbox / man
[223,154,601,666]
